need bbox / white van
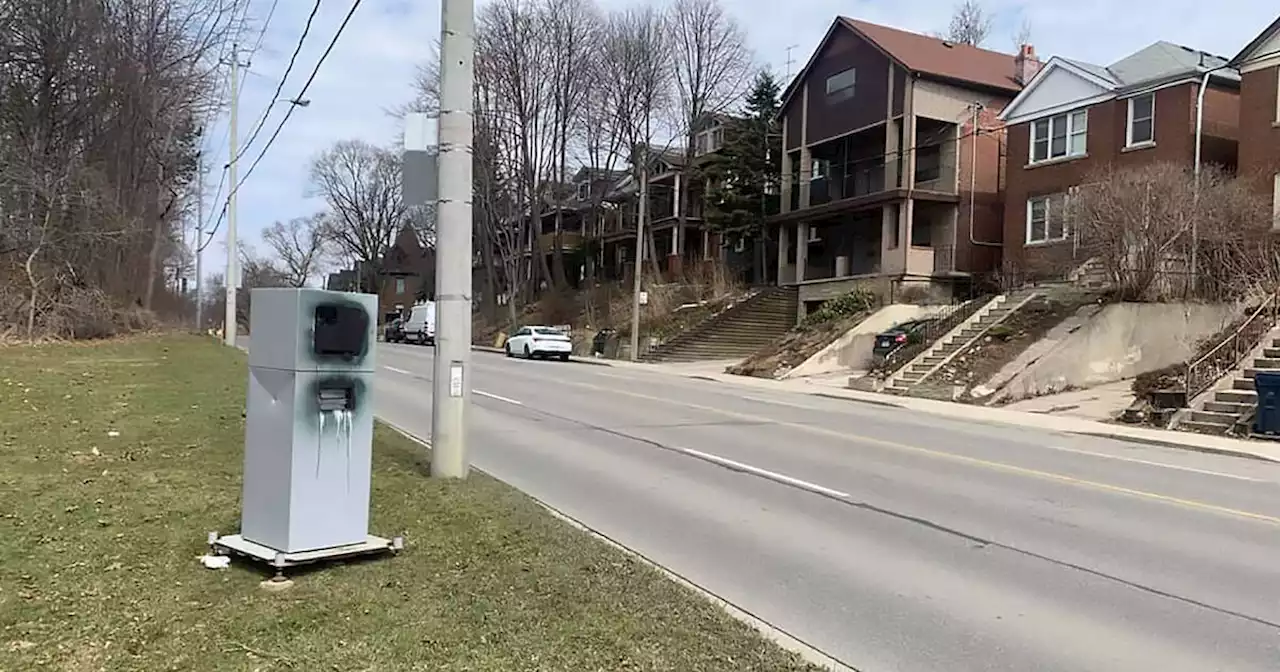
[402,301,436,345]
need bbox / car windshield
[533,327,564,336]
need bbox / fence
[1185,292,1280,399]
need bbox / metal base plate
[210,532,402,570]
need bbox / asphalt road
[371,342,1280,672]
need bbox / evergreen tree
[702,70,782,249]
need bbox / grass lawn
[0,334,823,672]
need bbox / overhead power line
[232,0,321,166]
[201,0,365,253]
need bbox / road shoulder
[0,334,826,672]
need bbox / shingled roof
[781,17,1021,108]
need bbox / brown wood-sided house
[771,17,1023,317]
[1228,15,1280,227]
[326,225,435,321]
[998,42,1241,279]
[598,116,736,283]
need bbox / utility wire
[232,0,321,166]
[196,0,277,243]
[199,0,326,252]
[202,0,364,253]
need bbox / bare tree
[262,213,329,287]
[601,6,676,275]
[542,0,602,289]
[1011,17,1033,49]
[1065,163,1275,301]
[0,0,237,339]
[668,0,753,262]
[946,0,994,47]
[309,140,407,293]
[479,0,558,294]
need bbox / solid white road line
[384,366,413,375]
[678,446,853,500]
[475,390,523,406]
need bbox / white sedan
[504,326,573,361]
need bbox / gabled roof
[1000,41,1238,124]
[780,17,1020,110]
[1228,15,1280,68]
[842,18,1021,93]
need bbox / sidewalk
[539,353,1280,464]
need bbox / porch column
[798,147,812,209]
[796,221,809,284]
[664,174,682,277]
[777,223,791,284]
[795,222,810,323]
[781,151,794,213]
[885,118,901,188]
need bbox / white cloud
[194,0,1277,284]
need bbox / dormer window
[825,68,856,103]
[576,182,589,200]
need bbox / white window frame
[395,277,406,294]
[576,182,590,200]
[810,159,828,181]
[1126,93,1155,147]
[1272,173,1280,231]
[1029,110,1087,164]
[1025,193,1070,245]
[1275,69,1280,124]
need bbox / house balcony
[778,118,961,224]
[536,231,583,252]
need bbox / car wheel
[523,345,532,359]
[504,344,513,358]
[558,354,569,362]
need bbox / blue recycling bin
[1252,371,1280,435]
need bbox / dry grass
[0,335,822,672]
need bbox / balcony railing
[806,156,891,208]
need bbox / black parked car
[872,319,934,358]
[383,317,405,343]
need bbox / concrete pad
[1002,381,1136,422]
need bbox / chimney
[1014,44,1041,86]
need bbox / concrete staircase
[883,288,1042,394]
[1177,326,1280,435]
[641,287,798,363]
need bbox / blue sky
[194,0,1278,285]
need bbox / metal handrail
[1185,292,1280,400]
[879,294,993,375]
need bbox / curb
[470,345,614,367]
[668,371,1280,465]
[378,420,853,672]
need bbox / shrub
[801,288,877,327]
[986,324,1015,341]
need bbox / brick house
[378,225,436,319]
[1227,15,1280,225]
[325,225,436,321]
[770,17,1023,316]
[998,42,1241,278]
